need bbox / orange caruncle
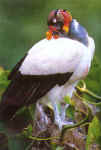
[62,25,69,33]
[46,31,52,40]
[53,34,59,39]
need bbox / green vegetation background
[0,0,101,95]
[0,1,101,149]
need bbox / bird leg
[60,103,69,121]
[34,102,51,131]
[53,101,62,129]
[52,100,73,130]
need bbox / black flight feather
[8,54,27,80]
[0,55,73,121]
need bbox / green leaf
[23,124,33,138]
[51,144,63,150]
[86,116,101,150]
[66,105,75,120]
[0,68,10,98]
[56,146,64,150]
[64,96,72,105]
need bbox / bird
[0,9,95,129]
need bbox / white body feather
[19,36,95,101]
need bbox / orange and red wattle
[46,10,72,40]
[60,10,72,26]
[48,25,57,32]
[46,26,58,40]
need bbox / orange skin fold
[46,10,72,40]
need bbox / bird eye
[53,18,57,23]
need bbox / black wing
[0,55,73,120]
[8,54,27,80]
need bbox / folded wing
[0,38,86,120]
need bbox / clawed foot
[35,102,74,131]
[34,102,51,131]
[55,117,73,130]
[54,103,73,130]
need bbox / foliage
[0,1,101,149]
[85,56,101,95]
[86,116,101,150]
[0,67,10,98]
[0,56,100,149]
[0,0,100,69]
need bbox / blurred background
[0,0,100,68]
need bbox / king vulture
[0,9,95,129]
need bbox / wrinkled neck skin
[69,19,95,59]
[68,19,89,47]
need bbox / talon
[54,103,73,130]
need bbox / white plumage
[19,36,95,128]
[20,37,94,76]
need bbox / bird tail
[0,101,20,121]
